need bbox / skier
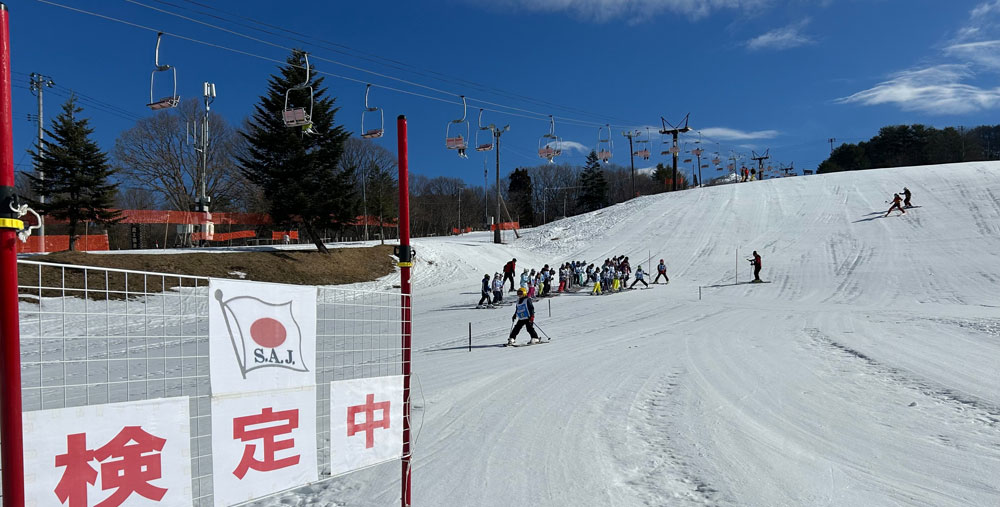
[653,259,669,284]
[502,258,517,292]
[492,273,504,305]
[520,268,530,290]
[630,266,648,288]
[507,288,541,346]
[902,187,913,208]
[476,274,492,308]
[885,193,906,217]
[591,268,603,295]
[750,251,762,282]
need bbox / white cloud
[698,127,780,141]
[746,19,814,51]
[548,140,592,154]
[484,0,769,22]
[946,40,1000,69]
[839,2,1000,115]
[837,65,1000,114]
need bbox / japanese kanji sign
[23,397,192,506]
[209,279,317,396]
[330,376,404,476]
[210,386,317,506]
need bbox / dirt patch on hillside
[18,245,398,299]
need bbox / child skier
[885,193,906,217]
[507,288,541,346]
[630,266,648,288]
[592,268,603,295]
[653,259,669,284]
[520,268,530,290]
[492,273,504,305]
[476,274,492,308]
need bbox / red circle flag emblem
[250,318,287,348]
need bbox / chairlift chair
[283,52,314,130]
[633,128,651,160]
[446,96,469,158]
[597,124,613,163]
[147,33,180,110]
[361,84,384,139]
[538,115,562,163]
[475,109,494,152]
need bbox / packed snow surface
[291,162,1000,507]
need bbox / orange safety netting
[17,235,110,253]
[191,230,258,242]
[451,227,474,235]
[272,231,300,240]
[489,222,519,231]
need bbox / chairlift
[361,84,384,139]
[147,33,180,110]
[597,124,613,163]
[283,52,314,131]
[661,134,679,156]
[475,109,494,152]
[535,115,561,163]
[445,96,470,158]
[633,128,651,160]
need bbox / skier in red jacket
[502,258,517,292]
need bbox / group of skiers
[885,187,914,217]
[479,257,674,309]
[739,166,761,182]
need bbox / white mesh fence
[10,260,408,506]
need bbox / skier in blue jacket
[476,274,492,308]
[507,288,541,346]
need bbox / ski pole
[533,323,551,341]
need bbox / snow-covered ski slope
[288,163,999,506]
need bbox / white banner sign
[23,397,192,506]
[211,386,318,506]
[209,279,317,396]
[330,376,404,476]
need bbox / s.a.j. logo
[214,289,309,378]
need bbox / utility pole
[622,130,638,198]
[483,163,488,228]
[29,73,54,251]
[692,139,704,188]
[828,137,836,154]
[751,149,770,180]
[659,114,692,191]
[189,83,216,246]
[493,124,510,244]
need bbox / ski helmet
[517,288,527,296]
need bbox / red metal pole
[396,115,413,507]
[0,4,25,505]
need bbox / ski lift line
[146,0,643,127]
[121,0,652,129]
[44,87,144,122]
[41,0,655,131]
[158,0,640,127]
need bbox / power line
[39,0,647,131]
[145,0,644,127]
[122,0,635,129]
[30,0,769,164]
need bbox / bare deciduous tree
[113,99,244,212]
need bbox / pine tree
[507,168,535,225]
[577,151,607,212]
[30,96,120,251]
[239,50,357,253]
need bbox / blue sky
[6,0,998,186]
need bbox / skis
[504,339,549,348]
